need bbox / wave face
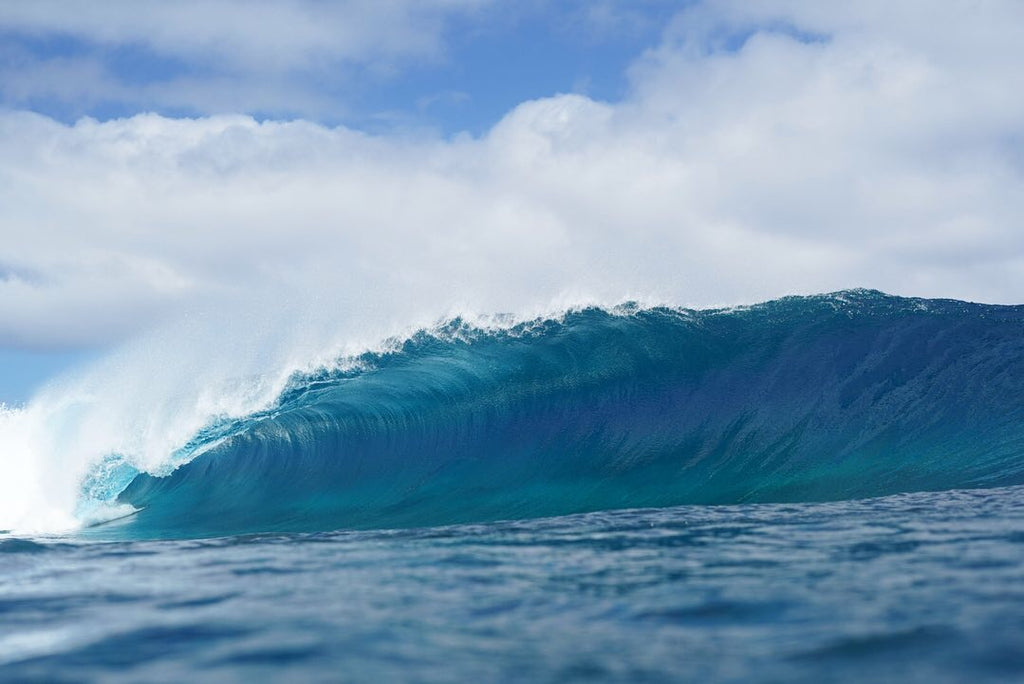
[111,290,1024,538]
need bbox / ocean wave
[85,289,1024,538]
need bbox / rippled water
[2,486,1022,682]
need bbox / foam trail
[0,404,73,533]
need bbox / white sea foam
[0,292,639,535]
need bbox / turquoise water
[112,291,1024,538]
[3,487,1023,682]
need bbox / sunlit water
[3,485,1022,683]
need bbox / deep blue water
[2,290,1023,681]
[3,487,1024,682]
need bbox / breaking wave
[80,289,1024,538]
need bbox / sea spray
[0,294,603,534]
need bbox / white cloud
[1,0,1023,353]
[0,0,490,117]
[0,0,488,71]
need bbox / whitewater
[2,289,1023,682]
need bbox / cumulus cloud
[1,0,1023,351]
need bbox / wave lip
[107,290,1024,538]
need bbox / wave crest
[96,290,1024,538]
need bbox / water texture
[3,487,1023,683]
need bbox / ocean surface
[3,488,1024,683]
[1,290,1023,681]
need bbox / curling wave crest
[68,289,1024,539]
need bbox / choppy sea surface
[3,485,1023,683]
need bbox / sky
[1,0,1023,404]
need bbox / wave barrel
[115,291,1024,538]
